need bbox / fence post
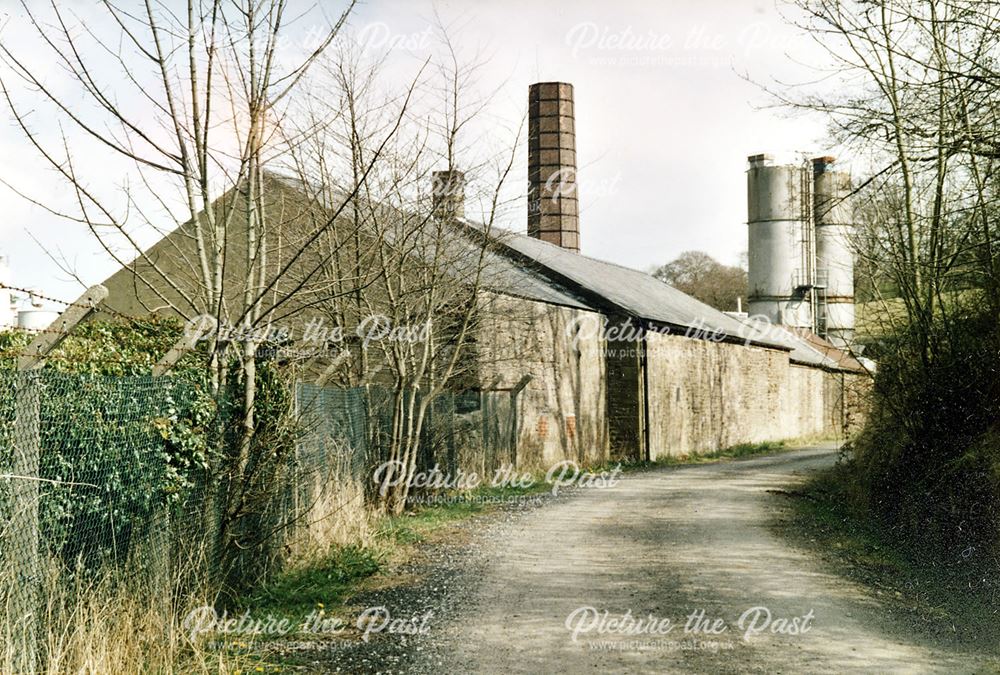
[7,284,107,672]
[9,370,40,673]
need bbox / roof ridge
[496,227,669,283]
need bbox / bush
[0,319,216,575]
[850,311,1000,559]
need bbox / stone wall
[644,331,864,459]
[477,297,868,465]
[476,293,609,469]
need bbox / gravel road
[306,443,994,674]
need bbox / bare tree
[775,0,1000,355]
[282,33,525,514]
[652,250,748,312]
[774,0,1000,553]
[0,0,436,579]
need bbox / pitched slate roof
[777,326,867,373]
[206,174,858,372]
[472,227,784,349]
[464,224,862,372]
[483,256,596,310]
[269,173,595,313]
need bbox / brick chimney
[432,170,465,220]
[528,82,579,252]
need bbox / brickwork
[528,82,580,252]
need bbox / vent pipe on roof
[432,170,465,220]
[528,82,579,252]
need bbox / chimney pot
[432,170,465,220]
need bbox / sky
[0,0,836,304]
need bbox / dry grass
[280,473,375,567]
[1,554,251,673]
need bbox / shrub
[850,311,1000,559]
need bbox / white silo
[17,288,59,332]
[812,156,855,348]
[746,154,814,329]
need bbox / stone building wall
[646,332,783,457]
[476,293,609,469]
[645,331,864,459]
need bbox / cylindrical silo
[746,154,813,328]
[18,309,59,332]
[812,156,855,348]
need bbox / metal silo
[812,157,855,348]
[746,154,814,329]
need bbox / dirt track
[312,444,994,673]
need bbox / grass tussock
[279,475,375,566]
[1,557,253,674]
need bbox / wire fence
[0,370,186,576]
[294,382,517,483]
[0,367,518,670]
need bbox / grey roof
[479,228,864,370]
[475,243,595,310]
[737,319,851,370]
[270,173,594,312]
[485,230,789,351]
[272,174,850,370]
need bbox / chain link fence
[1,370,518,670]
[0,370,185,573]
[0,369,204,670]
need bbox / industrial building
[0,255,62,332]
[746,154,856,348]
[461,82,866,464]
[99,80,868,468]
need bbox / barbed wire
[0,283,77,308]
[0,285,347,371]
[0,283,156,327]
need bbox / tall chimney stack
[432,170,465,220]
[528,82,579,252]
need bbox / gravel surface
[275,491,560,674]
[275,444,996,674]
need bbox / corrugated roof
[778,326,867,373]
[484,229,792,352]
[477,228,864,371]
[477,244,595,311]
[270,175,858,371]
[271,173,595,312]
